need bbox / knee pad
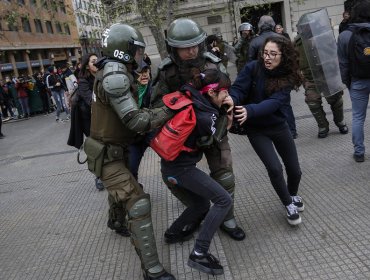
[213,171,235,194]
[127,194,151,219]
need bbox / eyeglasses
[262,51,282,59]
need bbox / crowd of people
[0,63,81,138]
[2,1,369,279]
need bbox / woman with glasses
[230,36,304,226]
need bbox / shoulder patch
[203,52,222,63]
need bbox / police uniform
[295,34,348,137]
[84,23,175,280]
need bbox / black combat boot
[318,127,329,138]
[143,270,175,280]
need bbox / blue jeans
[350,79,370,156]
[162,159,232,254]
[51,89,69,118]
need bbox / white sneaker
[286,203,301,226]
[292,196,304,212]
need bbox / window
[18,0,25,5]
[22,17,31,32]
[45,21,53,33]
[64,23,70,35]
[55,22,62,33]
[207,15,223,25]
[30,0,37,5]
[60,1,66,13]
[34,19,43,33]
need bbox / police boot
[107,196,130,237]
[307,103,329,138]
[214,171,246,241]
[327,93,348,135]
[127,194,173,280]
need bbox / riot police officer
[151,18,246,241]
[234,22,254,73]
[84,23,175,280]
[294,34,348,138]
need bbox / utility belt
[82,137,126,177]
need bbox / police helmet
[238,22,253,33]
[101,23,146,64]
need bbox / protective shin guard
[213,171,235,222]
[127,194,164,276]
[307,103,329,128]
[327,94,344,125]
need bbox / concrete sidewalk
[1,63,370,280]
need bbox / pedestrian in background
[231,36,304,225]
[338,0,370,162]
[67,53,104,191]
[46,66,70,122]
[34,72,50,115]
[275,24,291,40]
[15,77,31,119]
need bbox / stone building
[122,0,347,58]
[0,0,80,79]
[72,0,106,56]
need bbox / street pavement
[1,63,370,280]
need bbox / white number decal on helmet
[102,28,110,47]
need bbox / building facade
[0,0,80,79]
[122,0,347,58]
[72,0,106,56]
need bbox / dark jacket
[337,23,370,88]
[161,84,221,166]
[230,60,291,128]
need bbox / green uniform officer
[151,18,246,241]
[85,23,175,280]
[294,34,348,138]
[234,22,254,74]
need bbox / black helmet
[166,18,207,65]
[101,23,146,64]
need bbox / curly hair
[258,36,302,95]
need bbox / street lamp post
[79,34,88,55]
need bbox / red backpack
[150,91,196,161]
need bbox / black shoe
[318,127,329,138]
[107,220,130,237]
[291,131,298,139]
[353,154,365,162]
[0,133,4,139]
[220,224,246,241]
[338,124,349,134]
[143,270,175,280]
[164,228,193,244]
[188,251,223,275]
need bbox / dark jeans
[247,122,302,206]
[162,160,232,254]
[128,132,155,180]
[281,96,297,135]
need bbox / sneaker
[65,115,71,121]
[292,196,304,212]
[353,154,365,162]
[56,117,59,122]
[188,250,224,275]
[285,203,301,226]
[164,228,193,244]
